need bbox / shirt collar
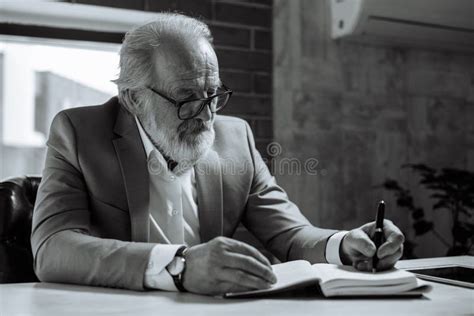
[134,115,156,159]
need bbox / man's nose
[196,102,213,122]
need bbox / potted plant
[383,164,474,258]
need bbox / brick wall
[274,0,474,258]
[69,0,274,159]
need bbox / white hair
[113,13,213,110]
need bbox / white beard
[152,124,215,175]
[132,92,216,175]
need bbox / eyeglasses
[147,84,233,120]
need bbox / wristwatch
[166,246,188,292]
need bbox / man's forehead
[154,38,218,79]
[160,66,220,95]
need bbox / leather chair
[0,176,41,283]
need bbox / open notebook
[225,260,432,298]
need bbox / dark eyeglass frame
[147,84,233,120]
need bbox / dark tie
[162,154,177,171]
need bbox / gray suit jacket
[31,97,337,290]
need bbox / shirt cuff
[144,244,184,291]
[325,231,348,265]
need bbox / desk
[1,256,472,315]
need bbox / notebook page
[321,278,432,297]
[225,260,317,298]
[312,264,416,288]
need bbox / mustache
[177,119,212,136]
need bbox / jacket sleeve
[242,122,338,263]
[31,111,155,291]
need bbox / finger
[353,259,373,272]
[378,222,404,258]
[384,220,404,243]
[220,268,273,290]
[360,221,376,234]
[377,238,403,258]
[226,239,272,267]
[375,246,403,271]
[224,253,277,283]
[349,252,372,263]
[350,229,377,258]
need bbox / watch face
[168,257,185,276]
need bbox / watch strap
[170,246,187,292]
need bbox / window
[0,35,120,179]
[0,0,159,180]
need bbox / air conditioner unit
[329,0,474,52]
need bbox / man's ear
[125,89,138,104]
[120,89,140,114]
[123,89,141,108]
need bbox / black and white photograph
[0,0,472,315]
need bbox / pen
[372,200,385,273]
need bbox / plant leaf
[453,223,474,244]
[413,220,433,235]
[412,208,424,220]
[383,179,401,191]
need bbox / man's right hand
[182,237,277,295]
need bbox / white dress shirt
[135,117,347,291]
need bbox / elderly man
[31,13,404,296]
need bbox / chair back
[0,176,41,283]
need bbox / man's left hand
[339,220,404,271]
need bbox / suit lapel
[112,105,150,242]
[195,149,223,242]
